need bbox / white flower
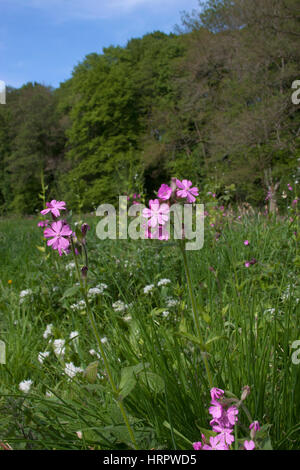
[157,278,171,287]
[46,390,54,398]
[166,297,179,308]
[19,379,33,393]
[162,311,170,318]
[88,283,108,297]
[20,289,32,298]
[70,331,79,340]
[123,315,132,322]
[70,300,86,311]
[112,300,128,312]
[264,308,275,315]
[143,284,155,294]
[101,337,108,344]
[64,362,83,379]
[98,283,108,291]
[19,289,32,303]
[43,324,53,339]
[38,351,50,364]
[65,262,76,271]
[53,339,65,357]
[89,349,101,358]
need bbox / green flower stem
[179,240,213,389]
[70,238,138,450]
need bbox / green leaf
[61,285,81,299]
[206,335,229,346]
[177,331,205,349]
[139,371,164,394]
[119,363,150,399]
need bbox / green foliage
[0,213,299,449]
[0,1,299,212]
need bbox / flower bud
[249,421,260,439]
[81,223,90,237]
[81,266,88,279]
[241,385,251,401]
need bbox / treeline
[0,0,299,214]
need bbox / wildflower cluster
[142,178,199,240]
[193,387,260,450]
[126,193,142,205]
[38,199,90,257]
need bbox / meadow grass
[0,213,299,449]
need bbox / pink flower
[249,421,260,432]
[210,387,224,402]
[245,261,250,268]
[212,426,235,446]
[287,184,293,191]
[142,199,169,228]
[203,436,229,450]
[41,200,66,218]
[176,179,199,203]
[37,220,49,228]
[144,224,169,241]
[244,240,249,246]
[44,220,73,256]
[226,406,239,426]
[157,184,172,201]
[209,401,223,420]
[193,441,202,450]
[244,440,255,450]
[249,420,260,439]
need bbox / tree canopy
[0,0,299,214]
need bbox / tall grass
[0,213,299,449]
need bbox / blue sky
[0,0,200,89]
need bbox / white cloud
[5,0,197,21]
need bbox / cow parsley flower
[19,379,33,393]
[53,339,65,357]
[64,362,83,379]
[112,300,128,312]
[70,331,79,340]
[166,297,179,307]
[88,284,107,297]
[38,351,50,364]
[19,289,33,304]
[66,262,76,271]
[89,349,101,358]
[70,300,86,311]
[143,284,155,294]
[157,278,171,287]
[43,323,53,339]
